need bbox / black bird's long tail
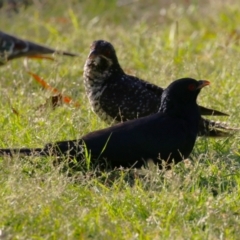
[0,148,47,157]
[0,140,84,158]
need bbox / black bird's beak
[197,80,210,89]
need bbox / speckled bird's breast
[83,60,115,123]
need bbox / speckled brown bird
[83,40,233,137]
[0,78,209,169]
[0,31,78,65]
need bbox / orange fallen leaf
[27,71,80,107]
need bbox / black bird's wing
[80,112,194,168]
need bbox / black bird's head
[86,40,122,73]
[160,78,210,114]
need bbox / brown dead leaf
[27,71,80,108]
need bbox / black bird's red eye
[188,84,196,91]
[104,50,111,57]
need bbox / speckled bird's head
[84,40,124,83]
[88,40,118,69]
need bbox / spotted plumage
[0,30,78,65]
[83,40,234,137]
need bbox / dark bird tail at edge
[199,106,228,116]
[27,42,79,57]
[200,118,240,137]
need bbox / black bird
[0,78,208,169]
[0,31,78,65]
[83,40,232,137]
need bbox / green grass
[1,0,240,239]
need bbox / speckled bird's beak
[88,50,98,59]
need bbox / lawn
[0,0,240,239]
